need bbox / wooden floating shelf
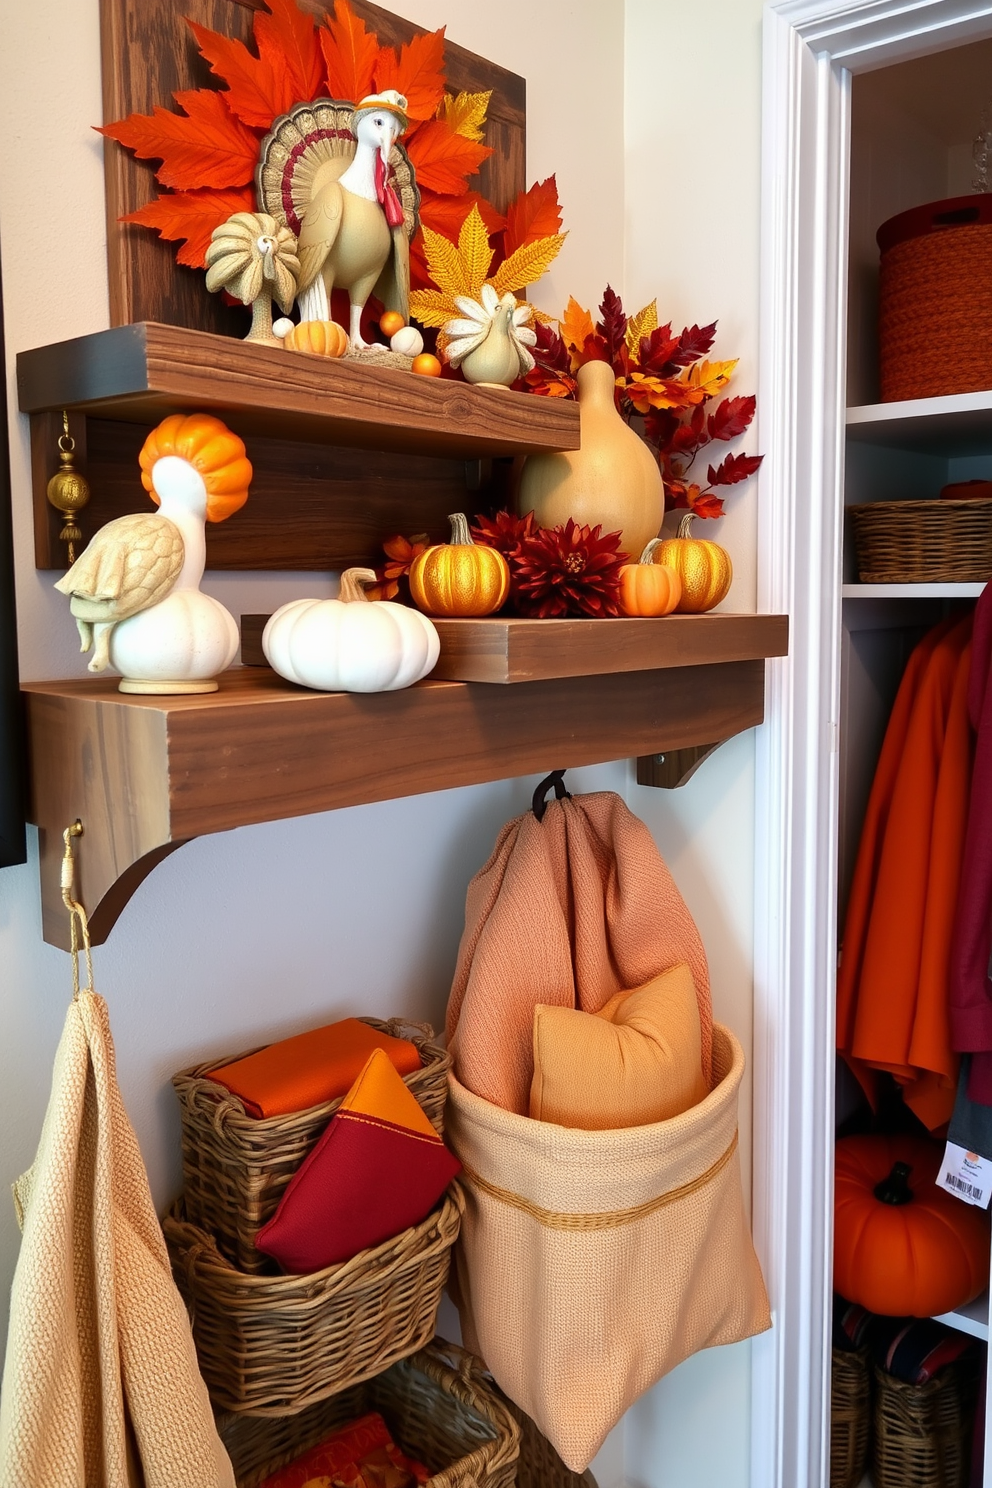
[17,322,579,460]
[22,630,787,948]
[241,612,789,684]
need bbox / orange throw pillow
[206,1017,422,1118]
[529,964,709,1129]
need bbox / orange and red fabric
[258,1411,429,1487]
[837,613,974,1130]
[255,1048,460,1273]
[205,1017,422,1118]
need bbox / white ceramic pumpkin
[262,567,440,692]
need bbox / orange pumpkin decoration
[409,513,510,617]
[618,538,682,616]
[139,413,251,523]
[283,320,348,358]
[412,353,443,378]
[834,1135,991,1317]
[380,310,406,337]
[655,513,733,613]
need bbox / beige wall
[0,5,765,1486]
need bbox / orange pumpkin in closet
[834,1134,991,1317]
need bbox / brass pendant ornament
[46,412,91,565]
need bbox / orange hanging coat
[837,613,974,1130]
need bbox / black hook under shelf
[532,769,571,822]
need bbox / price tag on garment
[937,1141,992,1208]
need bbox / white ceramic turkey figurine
[55,413,251,693]
[263,568,439,692]
[257,92,419,350]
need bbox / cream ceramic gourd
[518,359,665,559]
[56,413,250,694]
[262,568,440,692]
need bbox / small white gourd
[262,567,440,692]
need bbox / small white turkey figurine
[55,412,251,694]
[442,285,538,387]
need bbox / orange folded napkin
[258,1410,429,1487]
[206,1018,422,1118]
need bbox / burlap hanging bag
[444,788,770,1472]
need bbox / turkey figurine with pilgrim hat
[259,89,419,352]
[55,413,251,694]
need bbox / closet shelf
[847,389,992,455]
[22,617,788,950]
[841,582,986,599]
[932,1290,990,1343]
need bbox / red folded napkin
[257,1410,429,1487]
[206,1018,422,1118]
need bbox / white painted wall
[0,3,766,1486]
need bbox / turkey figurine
[55,413,251,694]
[257,92,420,351]
[442,286,537,387]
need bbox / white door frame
[753,4,992,1486]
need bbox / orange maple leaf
[561,297,596,355]
[418,187,505,239]
[406,118,491,195]
[503,176,562,257]
[319,0,378,104]
[254,0,325,103]
[374,27,446,123]
[187,21,295,130]
[121,186,255,268]
[99,89,260,190]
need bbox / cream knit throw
[0,991,234,1488]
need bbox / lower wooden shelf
[23,652,780,948]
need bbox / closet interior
[835,39,992,1488]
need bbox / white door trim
[753,4,992,1485]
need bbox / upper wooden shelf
[16,322,580,460]
[22,615,788,948]
[847,390,992,455]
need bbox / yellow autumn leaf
[625,299,659,355]
[420,224,472,299]
[685,358,738,396]
[457,204,494,298]
[625,372,687,414]
[439,89,492,142]
[490,233,567,296]
[408,288,458,328]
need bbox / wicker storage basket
[878,193,992,402]
[164,1189,462,1416]
[501,1393,598,1488]
[216,1340,520,1488]
[848,500,992,584]
[830,1347,869,1488]
[871,1358,981,1488]
[173,1017,450,1273]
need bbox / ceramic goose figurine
[55,413,251,694]
[295,91,412,348]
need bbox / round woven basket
[878,193,992,402]
[164,1189,462,1416]
[216,1340,521,1488]
[848,499,992,584]
[830,1347,869,1488]
[871,1359,981,1488]
[173,1017,450,1274]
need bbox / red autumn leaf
[707,394,756,442]
[418,187,505,238]
[597,284,627,372]
[670,321,718,367]
[503,176,563,257]
[642,407,680,449]
[707,451,764,486]
[187,21,294,130]
[254,0,325,103]
[637,324,680,375]
[688,490,727,519]
[532,321,572,376]
[578,331,610,366]
[374,27,446,122]
[100,90,260,189]
[320,0,378,103]
[121,186,255,268]
[406,119,491,195]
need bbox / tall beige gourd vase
[518,359,665,559]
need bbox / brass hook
[61,821,94,1000]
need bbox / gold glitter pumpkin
[409,512,510,617]
[655,513,733,613]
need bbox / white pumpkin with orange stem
[55,413,251,694]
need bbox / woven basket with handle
[173,1016,450,1274]
[830,1347,869,1488]
[216,1339,520,1488]
[871,1358,980,1488]
[848,499,992,584]
[164,1189,462,1416]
